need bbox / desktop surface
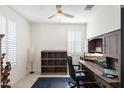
[79,60,120,87]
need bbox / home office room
[0,0,123,89]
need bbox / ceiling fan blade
[48,15,55,19]
[63,12,74,18]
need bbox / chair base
[68,81,85,88]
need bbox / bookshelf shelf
[41,50,67,74]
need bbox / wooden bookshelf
[41,50,67,74]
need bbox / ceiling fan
[48,5,74,19]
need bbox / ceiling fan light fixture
[48,5,74,19]
[56,12,62,16]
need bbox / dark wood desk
[79,60,120,88]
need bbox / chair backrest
[67,56,75,79]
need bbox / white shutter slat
[1,16,7,55]
[0,16,16,65]
[7,20,16,64]
[68,31,82,54]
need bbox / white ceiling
[10,5,98,23]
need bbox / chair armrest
[73,65,80,70]
[75,70,89,78]
[76,70,88,74]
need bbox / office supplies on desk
[83,53,103,62]
[96,57,107,68]
[103,68,118,77]
[106,75,115,79]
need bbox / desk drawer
[94,74,112,88]
[80,64,95,82]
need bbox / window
[0,16,16,65]
[67,31,82,55]
[0,16,7,55]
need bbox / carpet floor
[31,77,100,88]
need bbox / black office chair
[67,56,87,88]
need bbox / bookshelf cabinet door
[103,30,120,59]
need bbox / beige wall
[87,5,120,39]
[30,23,87,71]
[0,6,30,85]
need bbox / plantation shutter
[0,16,16,64]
